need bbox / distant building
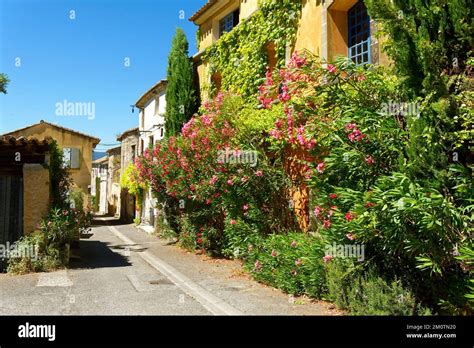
[134,80,167,228]
[106,146,121,217]
[117,127,139,223]
[91,155,108,214]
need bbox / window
[219,9,239,37]
[131,145,136,161]
[348,1,371,65]
[160,128,164,138]
[154,97,159,116]
[140,139,144,155]
[63,148,80,169]
[149,135,154,148]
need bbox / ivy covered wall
[201,0,302,100]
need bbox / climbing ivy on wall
[203,0,302,100]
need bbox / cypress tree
[364,0,473,97]
[165,28,196,137]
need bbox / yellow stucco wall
[23,164,50,234]
[294,0,322,56]
[197,0,259,52]
[239,0,259,19]
[8,123,98,197]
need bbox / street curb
[106,224,243,316]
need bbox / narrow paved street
[0,217,338,315]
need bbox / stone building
[106,146,121,217]
[117,127,139,222]
[134,80,167,228]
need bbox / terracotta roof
[0,135,53,147]
[2,120,101,145]
[189,0,218,22]
[134,80,167,109]
[92,156,108,165]
[117,127,139,141]
[106,145,121,155]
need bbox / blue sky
[0,0,203,151]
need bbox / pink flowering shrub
[134,93,297,255]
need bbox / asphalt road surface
[0,217,338,315]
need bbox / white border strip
[106,225,243,316]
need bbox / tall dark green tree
[165,28,196,137]
[365,0,473,97]
[365,0,473,181]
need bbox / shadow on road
[91,218,126,227]
[69,240,132,269]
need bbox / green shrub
[245,232,327,298]
[6,231,66,274]
[325,259,431,315]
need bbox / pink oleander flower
[316,162,325,174]
[323,219,331,229]
[243,204,249,212]
[330,193,337,199]
[202,115,212,126]
[265,69,274,86]
[254,260,262,270]
[269,129,282,140]
[327,64,337,74]
[291,241,297,248]
[323,255,333,264]
[295,258,302,266]
[255,170,263,177]
[230,219,237,225]
[345,211,355,222]
[271,249,278,257]
[314,206,322,217]
[365,155,375,165]
[289,51,307,69]
[345,123,358,131]
[205,199,212,205]
[275,119,283,129]
[346,233,356,241]
[227,179,233,186]
[209,175,218,185]
[279,85,291,102]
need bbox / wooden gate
[0,174,23,270]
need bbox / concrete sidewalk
[106,217,339,315]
